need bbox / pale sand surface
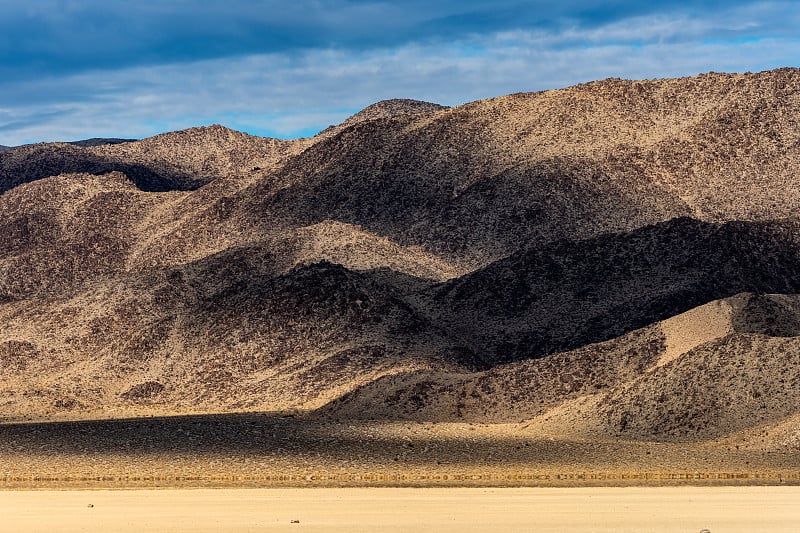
[1,487,799,532]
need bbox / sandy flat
[1,487,799,532]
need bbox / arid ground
[1,414,799,489]
[2,487,799,532]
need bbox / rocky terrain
[317,98,449,140]
[2,68,800,480]
[325,292,800,442]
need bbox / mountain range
[2,69,800,454]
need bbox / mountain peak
[318,98,448,138]
[345,98,447,125]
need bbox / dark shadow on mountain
[0,145,207,194]
[68,138,137,148]
[0,413,595,467]
[430,217,800,365]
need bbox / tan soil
[1,487,800,532]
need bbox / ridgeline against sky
[1,0,798,144]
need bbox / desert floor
[2,414,799,488]
[1,487,799,532]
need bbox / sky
[0,1,798,145]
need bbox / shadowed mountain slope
[430,217,800,364]
[68,138,136,147]
[322,293,800,445]
[0,143,178,193]
[0,169,465,303]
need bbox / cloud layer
[1,1,798,144]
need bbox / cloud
[0,1,771,78]
[0,1,797,145]
[0,109,73,133]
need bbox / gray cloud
[1,2,797,145]
[0,1,772,78]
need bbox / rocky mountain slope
[2,69,800,453]
[324,293,800,437]
[0,126,305,194]
[317,99,449,140]
[431,217,800,364]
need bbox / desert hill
[1,68,800,459]
[0,125,305,194]
[204,69,800,269]
[2,214,800,422]
[430,217,800,363]
[0,143,194,193]
[322,293,800,445]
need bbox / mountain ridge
[2,69,800,459]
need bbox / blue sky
[0,0,798,145]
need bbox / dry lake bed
[1,486,799,532]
